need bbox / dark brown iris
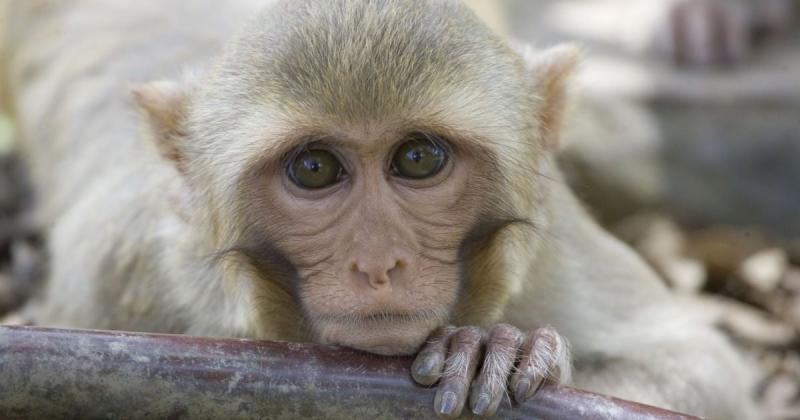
[392,135,447,179]
[289,149,344,189]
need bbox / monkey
[466,0,795,67]
[650,0,795,66]
[1,0,757,418]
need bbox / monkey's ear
[132,80,192,167]
[521,43,581,150]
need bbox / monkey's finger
[412,326,455,386]
[469,324,522,417]
[510,326,568,403]
[434,326,483,418]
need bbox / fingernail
[413,357,433,377]
[413,355,439,377]
[515,379,530,403]
[472,392,491,416]
[436,391,458,416]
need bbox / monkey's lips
[312,312,443,356]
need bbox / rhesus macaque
[650,0,794,65]
[2,0,756,418]
[466,0,795,67]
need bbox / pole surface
[0,326,699,419]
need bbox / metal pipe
[0,326,699,419]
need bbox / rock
[686,227,770,288]
[614,214,707,292]
[685,294,797,346]
[738,248,790,294]
[761,373,800,417]
[783,268,800,294]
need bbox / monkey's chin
[316,320,439,356]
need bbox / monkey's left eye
[288,149,345,189]
[391,134,448,180]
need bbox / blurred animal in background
[467,0,796,66]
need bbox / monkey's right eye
[288,149,345,189]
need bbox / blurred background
[1,0,799,417]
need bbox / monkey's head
[134,0,577,355]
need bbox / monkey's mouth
[313,310,445,325]
[311,310,446,356]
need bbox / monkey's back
[1,0,264,224]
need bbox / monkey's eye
[288,149,345,189]
[391,135,448,180]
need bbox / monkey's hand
[411,324,570,418]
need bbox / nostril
[386,258,407,281]
[351,257,404,290]
[388,259,402,275]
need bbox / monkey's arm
[507,175,756,419]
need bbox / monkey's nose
[351,256,407,290]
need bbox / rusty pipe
[0,326,699,419]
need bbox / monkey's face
[230,122,501,355]
[163,0,563,356]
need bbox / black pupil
[290,149,342,189]
[393,137,446,179]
